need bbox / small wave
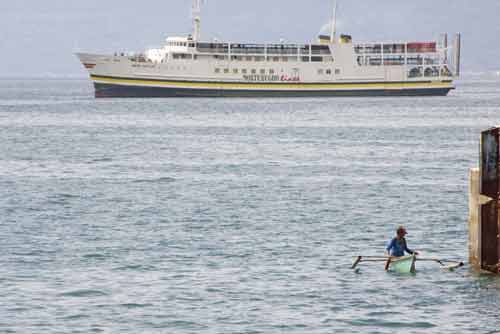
[121,303,153,309]
[7,307,30,312]
[366,311,403,317]
[59,289,109,298]
[131,177,176,184]
[46,193,80,205]
[163,320,205,329]
[12,249,57,257]
[113,264,157,271]
[88,157,113,163]
[62,314,91,320]
[58,193,80,198]
[1,329,16,334]
[82,253,108,260]
[341,318,436,329]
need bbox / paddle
[384,257,392,271]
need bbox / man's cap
[397,226,407,235]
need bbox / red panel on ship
[407,42,436,53]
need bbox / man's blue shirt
[386,237,414,257]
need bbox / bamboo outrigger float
[351,255,464,273]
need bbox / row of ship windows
[171,54,334,62]
[214,68,341,75]
[356,55,441,67]
[213,55,335,62]
[318,69,341,75]
[169,42,194,47]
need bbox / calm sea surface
[1,78,500,333]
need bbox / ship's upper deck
[195,43,332,56]
[138,34,454,80]
[156,36,441,59]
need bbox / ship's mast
[330,1,337,43]
[192,0,202,41]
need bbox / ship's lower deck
[91,75,454,98]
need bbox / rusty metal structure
[469,127,500,274]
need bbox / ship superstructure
[77,1,461,98]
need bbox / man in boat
[386,226,419,257]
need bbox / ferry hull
[93,82,453,98]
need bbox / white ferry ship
[77,1,461,98]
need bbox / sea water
[1,78,500,333]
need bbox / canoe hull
[389,255,416,273]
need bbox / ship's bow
[75,53,100,72]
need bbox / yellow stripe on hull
[90,75,453,91]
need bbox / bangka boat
[351,254,464,273]
[386,255,417,273]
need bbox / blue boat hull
[93,82,453,98]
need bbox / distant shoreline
[0,76,88,81]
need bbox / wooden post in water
[469,168,480,269]
[470,127,500,274]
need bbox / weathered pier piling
[469,127,500,274]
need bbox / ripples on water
[1,78,500,333]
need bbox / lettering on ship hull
[242,75,301,82]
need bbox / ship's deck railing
[195,42,332,57]
[126,39,454,79]
[354,42,437,54]
[351,41,453,77]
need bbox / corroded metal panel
[480,128,500,273]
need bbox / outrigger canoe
[351,255,464,273]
